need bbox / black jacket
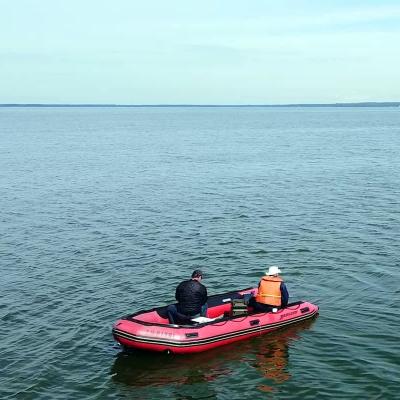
[175,279,208,316]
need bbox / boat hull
[113,296,318,354]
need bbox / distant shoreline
[0,102,399,108]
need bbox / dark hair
[191,269,203,279]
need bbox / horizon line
[0,101,399,108]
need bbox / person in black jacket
[167,269,208,324]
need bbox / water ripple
[1,107,399,399]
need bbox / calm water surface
[1,107,399,399]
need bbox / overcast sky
[1,0,399,104]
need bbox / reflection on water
[111,318,317,391]
[254,331,292,393]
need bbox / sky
[1,0,399,104]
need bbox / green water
[1,107,399,399]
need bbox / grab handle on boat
[249,319,260,326]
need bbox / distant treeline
[1,102,399,108]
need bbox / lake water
[1,107,399,399]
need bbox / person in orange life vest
[248,266,289,313]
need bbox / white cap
[266,265,282,276]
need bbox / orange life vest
[255,276,283,306]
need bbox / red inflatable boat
[112,287,319,354]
